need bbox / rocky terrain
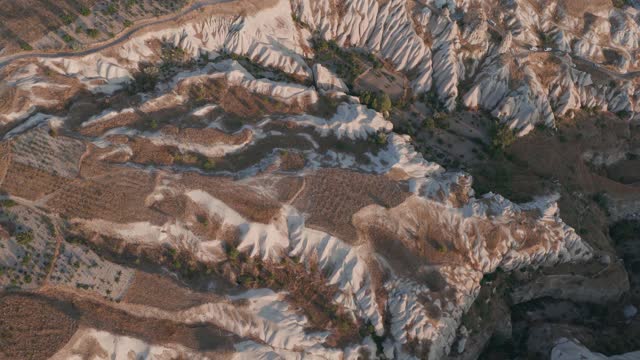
[0,0,638,359]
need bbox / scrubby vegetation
[127,63,159,94]
[85,28,100,38]
[490,123,516,153]
[153,244,361,345]
[128,42,195,87]
[369,131,389,146]
[0,199,17,208]
[16,230,34,245]
[421,90,447,113]
[359,91,392,113]
[19,42,33,51]
[612,0,631,8]
[610,220,640,244]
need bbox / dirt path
[0,0,231,68]
[5,196,65,286]
[43,222,63,285]
[287,176,306,205]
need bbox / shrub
[359,91,392,113]
[423,117,436,129]
[196,214,208,226]
[16,231,34,245]
[0,199,17,208]
[123,19,133,27]
[201,159,216,170]
[422,91,446,112]
[378,93,392,113]
[592,192,609,214]
[370,131,388,145]
[86,28,100,38]
[80,7,91,16]
[128,64,159,93]
[19,42,33,51]
[491,124,516,152]
[104,4,117,15]
[227,246,240,261]
[610,220,640,244]
[61,33,74,43]
[60,13,76,25]
[612,0,630,8]
[291,14,307,28]
[434,112,449,129]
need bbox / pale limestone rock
[313,63,348,92]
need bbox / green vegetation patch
[359,91,392,113]
[312,38,367,86]
[16,230,34,245]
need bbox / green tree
[378,93,392,113]
[491,124,516,152]
[423,117,436,129]
[371,98,379,111]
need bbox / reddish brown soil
[78,111,142,137]
[47,168,166,224]
[278,150,305,172]
[272,176,304,203]
[560,0,612,17]
[294,168,410,243]
[123,271,220,311]
[0,0,94,50]
[183,173,281,224]
[35,288,239,354]
[0,293,78,360]
[108,135,175,165]
[160,125,252,146]
[178,78,308,120]
[0,161,72,200]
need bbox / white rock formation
[313,63,348,92]
[50,328,209,360]
[291,103,392,140]
[551,338,640,360]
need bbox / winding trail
[0,0,231,68]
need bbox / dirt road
[0,0,230,68]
